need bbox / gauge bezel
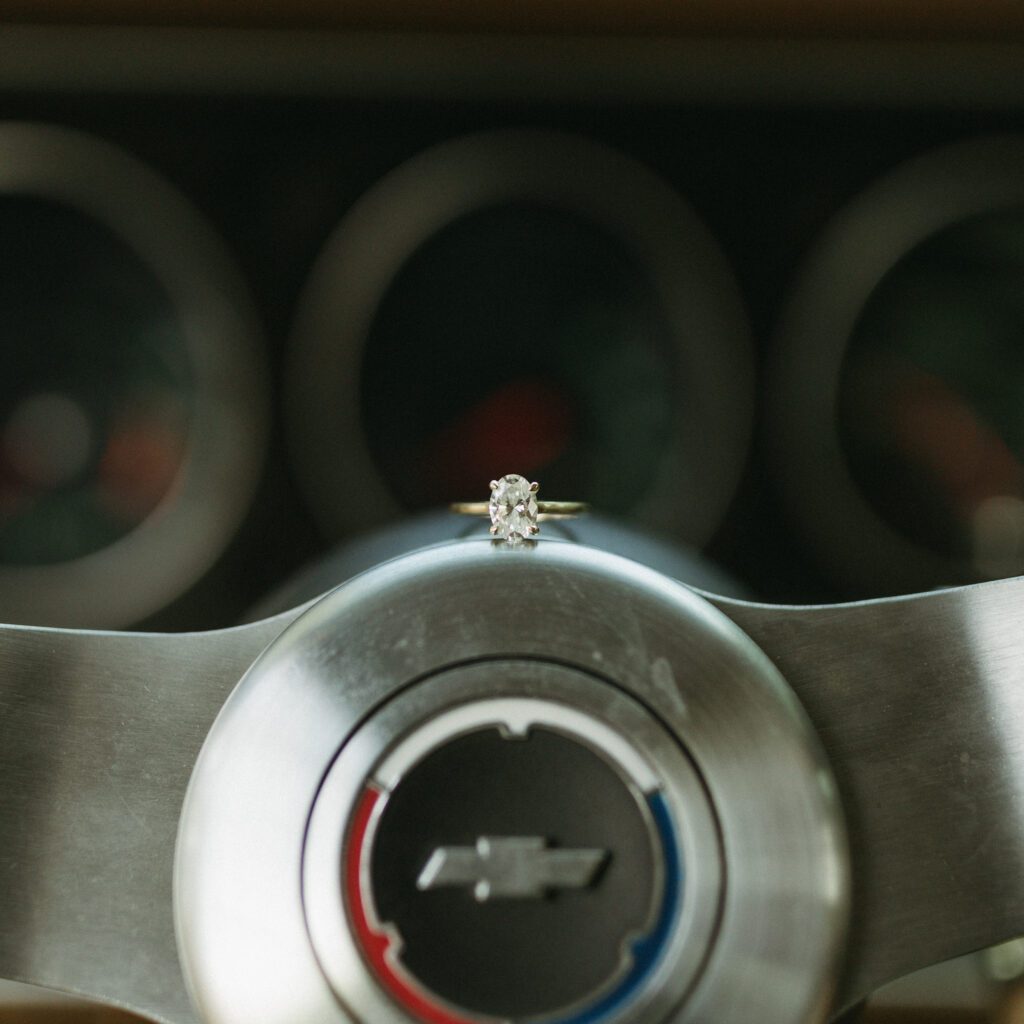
[0,121,266,627]
[286,128,752,546]
[771,134,1024,593]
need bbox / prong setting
[488,474,540,545]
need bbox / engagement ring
[450,474,589,545]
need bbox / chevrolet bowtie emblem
[416,836,609,901]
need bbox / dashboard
[3,8,1024,1023]
[9,56,1024,627]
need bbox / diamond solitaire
[488,474,540,544]
[449,476,589,543]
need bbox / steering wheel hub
[175,539,848,1024]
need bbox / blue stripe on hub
[552,791,682,1024]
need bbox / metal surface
[246,511,749,620]
[0,534,1023,1023]
[711,580,1024,1013]
[0,609,299,1022]
[176,539,845,1024]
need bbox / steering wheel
[1,521,1019,1024]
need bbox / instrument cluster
[2,91,1023,627]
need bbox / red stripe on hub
[346,786,481,1024]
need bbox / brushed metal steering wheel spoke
[3,545,1024,1024]
[0,611,300,1024]
[713,579,1024,1014]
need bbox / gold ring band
[449,500,589,518]
[451,474,588,544]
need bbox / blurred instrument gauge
[841,212,1024,575]
[772,136,1024,594]
[288,129,752,544]
[361,203,672,512]
[0,123,265,627]
[0,196,190,564]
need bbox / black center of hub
[365,724,661,1020]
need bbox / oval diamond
[489,474,539,544]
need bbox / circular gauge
[772,136,1024,594]
[287,129,752,545]
[0,123,265,627]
